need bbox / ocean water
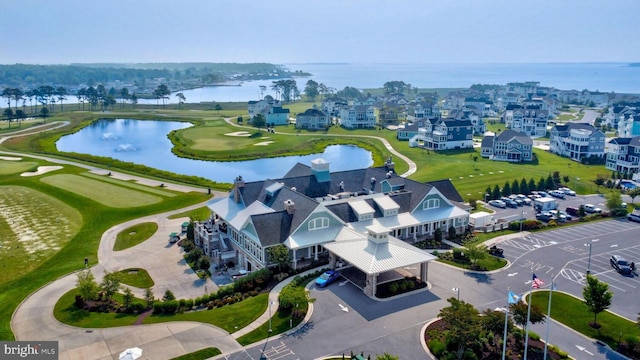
[137,62,640,104]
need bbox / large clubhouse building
[194,157,470,296]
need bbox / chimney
[385,155,395,171]
[233,175,244,203]
[284,199,295,215]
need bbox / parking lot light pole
[452,287,460,301]
[585,242,592,275]
[268,300,273,333]
[520,210,526,235]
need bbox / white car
[489,200,507,208]
[558,187,576,196]
[584,204,602,213]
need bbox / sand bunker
[254,141,274,146]
[21,166,63,177]
[225,131,251,137]
[0,156,22,161]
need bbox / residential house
[248,98,280,118]
[409,118,474,150]
[450,107,486,135]
[194,158,470,297]
[549,123,606,162]
[396,120,426,141]
[264,106,290,126]
[618,115,640,138]
[375,102,404,127]
[322,97,348,117]
[339,105,376,129]
[605,137,640,176]
[480,130,533,162]
[296,106,330,130]
[502,105,549,137]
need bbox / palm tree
[175,92,186,109]
[56,87,67,111]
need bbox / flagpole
[502,288,510,360]
[543,277,554,360]
[524,284,533,360]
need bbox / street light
[585,242,592,275]
[452,287,460,301]
[268,300,273,333]
[485,193,490,203]
[520,210,527,235]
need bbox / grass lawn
[0,158,210,340]
[41,174,163,208]
[143,293,268,333]
[0,160,38,175]
[437,255,507,271]
[114,222,159,251]
[54,288,146,328]
[168,206,211,221]
[170,347,221,360]
[236,277,313,346]
[81,172,177,197]
[118,268,155,288]
[530,291,640,348]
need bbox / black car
[610,255,633,274]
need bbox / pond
[55,119,373,183]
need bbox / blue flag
[508,290,520,304]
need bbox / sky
[1,0,639,65]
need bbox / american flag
[532,273,544,289]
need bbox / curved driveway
[6,118,420,359]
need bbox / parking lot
[497,217,640,319]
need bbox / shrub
[163,300,178,314]
[185,299,194,310]
[428,339,446,357]
[153,301,163,314]
[389,283,398,294]
[528,330,540,341]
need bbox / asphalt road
[224,216,640,360]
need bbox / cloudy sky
[1,0,639,65]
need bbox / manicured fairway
[81,172,177,197]
[41,174,163,208]
[0,186,82,285]
[0,160,38,175]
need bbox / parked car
[628,212,640,223]
[584,204,602,213]
[549,190,565,199]
[489,200,507,208]
[536,211,554,222]
[537,191,548,198]
[610,255,633,274]
[565,206,580,216]
[315,270,341,287]
[516,194,533,205]
[558,187,576,196]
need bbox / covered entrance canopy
[323,224,436,298]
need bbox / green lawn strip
[54,288,146,328]
[236,277,314,346]
[169,347,221,360]
[143,293,268,333]
[436,255,507,271]
[41,174,163,208]
[118,268,155,288]
[168,206,211,221]
[81,172,177,197]
[0,162,210,340]
[0,160,38,175]
[114,222,159,251]
[0,185,83,286]
[530,291,640,348]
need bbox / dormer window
[423,198,440,210]
[309,217,329,230]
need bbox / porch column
[292,248,297,271]
[364,273,375,297]
[314,245,318,261]
[329,253,336,268]
[420,262,428,283]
